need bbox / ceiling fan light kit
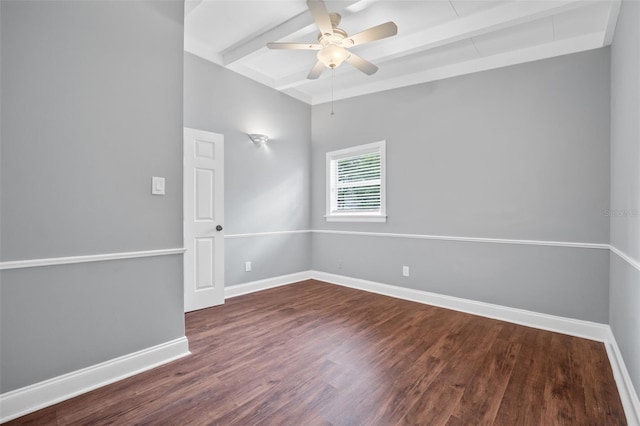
[317,44,350,68]
[267,0,398,79]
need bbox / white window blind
[335,151,381,212]
[326,141,386,222]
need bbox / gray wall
[183,52,311,285]
[1,1,184,260]
[609,0,640,399]
[0,1,185,393]
[311,48,611,322]
[0,256,185,392]
[313,233,609,322]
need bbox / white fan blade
[307,61,326,79]
[345,52,378,75]
[267,42,322,50]
[344,22,398,47]
[307,0,333,36]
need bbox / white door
[183,127,225,312]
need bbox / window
[326,140,386,222]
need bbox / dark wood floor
[6,280,626,425]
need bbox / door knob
[216,225,223,231]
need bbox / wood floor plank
[541,333,588,425]
[368,312,474,425]
[396,319,505,425]
[492,326,552,425]
[400,380,465,426]
[451,337,522,425]
[4,280,627,425]
[581,339,627,424]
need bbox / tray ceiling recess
[185,0,621,105]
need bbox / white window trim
[325,140,387,223]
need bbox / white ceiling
[185,0,620,105]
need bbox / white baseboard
[0,337,190,423]
[224,271,312,299]
[605,329,640,426]
[309,270,610,342]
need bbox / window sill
[325,215,387,223]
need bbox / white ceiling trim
[367,0,587,60]
[185,35,223,66]
[184,0,205,18]
[602,0,622,45]
[311,32,606,105]
[185,0,620,106]
[272,0,591,93]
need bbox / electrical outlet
[245,261,252,272]
[402,266,410,277]
[338,261,343,269]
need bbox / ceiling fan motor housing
[317,28,348,46]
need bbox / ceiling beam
[274,0,592,91]
[221,0,364,66]
[222,11,313,66]
[367,0,593,60]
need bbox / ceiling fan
[267,0,398,79]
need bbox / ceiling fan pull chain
[331,67,335,116]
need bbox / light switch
[152,177,165,195]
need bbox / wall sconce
[248,134,269,145]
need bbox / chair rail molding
[0,248,186,270]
